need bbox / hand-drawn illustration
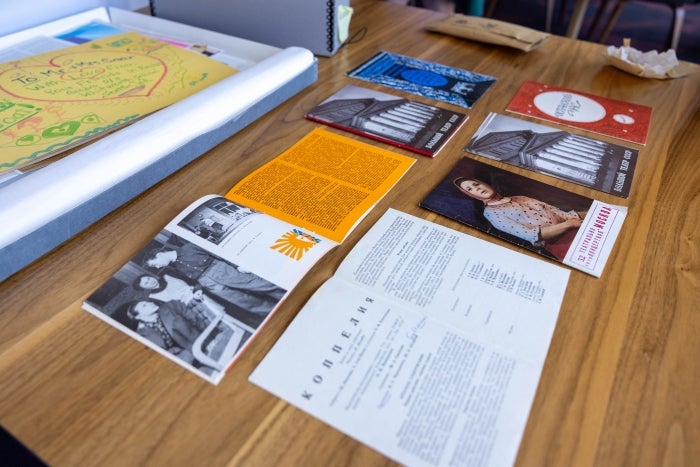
[0,31,236,174]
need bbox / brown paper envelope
[426,14,550,52]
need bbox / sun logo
[270,229,321,260]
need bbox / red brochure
[506,80,652,145]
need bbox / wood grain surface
[0,1,698,465]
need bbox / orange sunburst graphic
[270,229,321,261]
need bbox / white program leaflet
[250,208,570,467]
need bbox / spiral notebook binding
[325,0,335,54]
[148,0,344,57]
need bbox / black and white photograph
[466,113,638,198]
[306,84,467,157]
[83,230,287,383]
[177,196,257,244]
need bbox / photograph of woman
[453,177,587,260]
[421,157,594,262]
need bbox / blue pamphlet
[347,50,496,108]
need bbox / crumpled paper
[427,14,550,52]
[603,39,694,79]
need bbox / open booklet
[82,128,414,384]
[420,157,627,277]
[250,208,571,467]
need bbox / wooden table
[1,1,698,465]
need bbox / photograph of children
[84,230,287,382]
[420,157,593,262]
[177,197,257,245]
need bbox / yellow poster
[226,128,415,243]
[0,31,236,173]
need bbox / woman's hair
[111,301,140,331]
[132,274,166,292]
[453,177,485,198]
[112,298,166,331]
[451,176,488,218]
[125,300,145,321]
[142,246,176,269]
[453,176,471,191]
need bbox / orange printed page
[0,31,236,173]
[225,128,415,243]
